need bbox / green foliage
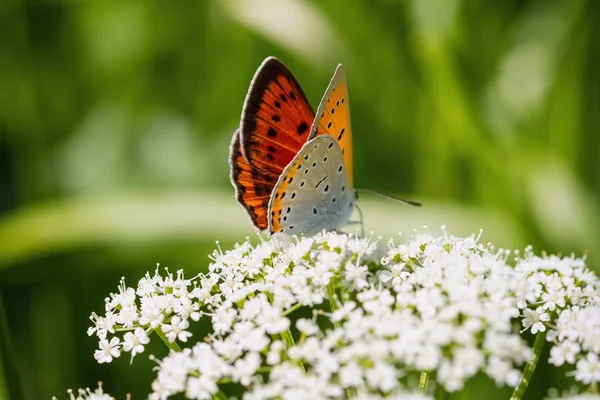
[0,0,597,398]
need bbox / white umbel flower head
[87,228,599,399]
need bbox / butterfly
[229,57,355,235]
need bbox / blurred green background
[0,0,598,399]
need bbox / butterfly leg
[345,204,364,237]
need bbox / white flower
[52,382,113,400]
[256,304,290,334]
[94,337,121,364]
[266,340,284,365]
[522,307,550,334]
[365,361,399,392]
[162,316,192,342]
[379,262,408,286]
[87,312,116,340]
[122,327,150,359]
[575,352,600,384]
[549,341,581,366]
[186,375,218,400]
[344,262,369,289]
[231,352,261,386]
[296,318,319,336]
[138,298,165,329]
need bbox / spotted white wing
[268,134,354,235]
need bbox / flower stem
[281,329,296,348]
[154,328,182,352]
[282,303,302,317]
[418,370,430,393]
[281,329,306,373]
[510,332,546,400]
[328,280,339,313]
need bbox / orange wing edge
[229,129,268,232]
[309,64,345,139]
[309,64,353,187]
[239,56,313,167]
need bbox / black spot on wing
[297,122,308,135]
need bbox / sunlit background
[0,0,598,399]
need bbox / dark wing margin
[240,57,316,175]
[229,129,270,231]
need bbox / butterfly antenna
[356,188,422,207]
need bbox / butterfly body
[230,57,355,235]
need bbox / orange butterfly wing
[310,64,353,187]
[231,57,316,231]
[229,130,280,230]
[269,65,354,234]
[240,57,316,172]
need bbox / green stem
[154,328,183,352]
[214,390,228,400]
[418,370,430,393]
[510,332,547,400]
[282,303,302,316]
[281,329,306,373]
[328,280,339,313]
[281,329,295,348]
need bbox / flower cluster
[88,268,202,363]
[52,382,123,400]
[378,229,532,390]
[85,228,600,400]
[514,248,600,384]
